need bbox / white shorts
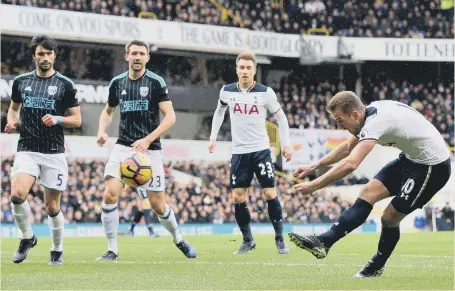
[11,152,68,192]
[104,144,165,192]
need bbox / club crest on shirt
[140,87,149,97]
[47,86,57,96]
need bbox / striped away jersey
[108,70,169,150]
[11,71,79,154]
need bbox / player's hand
[131,138,151,153]
[293,182,318,195]
[208,140,216,153]
[294,164,317,179]
[4,122,17,134]
[97,132,108,147]
[42,114,57,127]
[281,145,292,161]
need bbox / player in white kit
[288,91,451,278]
[209,51,293,254]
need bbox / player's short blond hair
[236,51,257,67]
[327,91,364,114]
[125,40,149,54]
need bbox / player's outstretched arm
[294,140,376,195]
[294,135,359,179]
[131,101,176,152]
[208,100,227,153]
[5,101,21,134]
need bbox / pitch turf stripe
[13,260,452,269]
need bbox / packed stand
[1,158,359,224]
[3,0,453,38]
[1,39,115,81]
[1,38,229,87]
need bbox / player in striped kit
[95,40,195,260]
[209,51,292,254]
[5,35,81,265]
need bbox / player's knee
[103,188,119,204]
[262,188,276,200]
[381,213,400,228]
[150,201,166,216]
[10,183,29,202]
[232,189,247,203]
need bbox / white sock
[48,211,64,252]
[158,204,183,244]
[101,202,119,254]
[12,200,33,239]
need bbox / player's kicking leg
[96,177,123,261]
[289,179,389,259]
[10,172,38,264]
[354,158,451,279]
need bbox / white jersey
[358,100,450,165]
[219,82,282,154]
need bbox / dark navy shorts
[374,152,451,214]
[230,149,275,189]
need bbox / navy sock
[235,202,253,242]
[144,210,154,234]
[319,198,373,248]
[131,211,144,231]
[371,226,400,268]
[266,197,284,241]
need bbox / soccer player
[288,91,451,278]
[129,188,159,237]
[208,51,293,254]
[96,40,195,260]
[4,35,81,265]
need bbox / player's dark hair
[30,35,58,56]
[327,91,364,114]
[125,40,149,53]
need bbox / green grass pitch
[1,232,453,290]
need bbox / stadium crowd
[1,158,361,224]
[2,0,453,38]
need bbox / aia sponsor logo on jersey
[233,103,259,115]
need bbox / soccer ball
[118,152,153,187]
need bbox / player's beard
[38,61,52,72]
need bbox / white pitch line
[337,253,453,259]
[10,260,451,269]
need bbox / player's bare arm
[294,135,359,179]
[4,101,21,134]
[294,140,375,194]
[208,98,228,153]
[131,100,176,152]
[42,106,81,128]
[97,104,115,147]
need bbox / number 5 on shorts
[57,174,63,186]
